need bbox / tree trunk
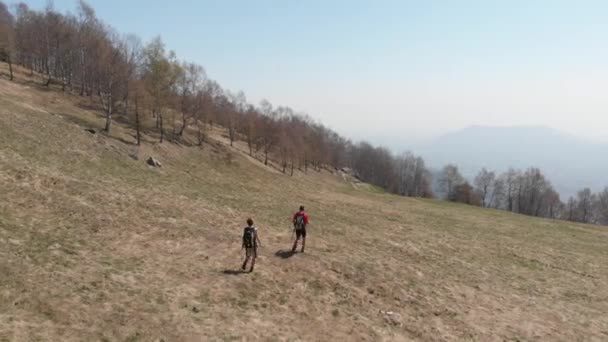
[104,97,112,133]
[171,111,177,141]
[124,89,130,115]
[197,123,203,146]
[178,111,187,136]
[80,78,85,96]
[264,148,268,166]
[135,95,141,146]
[159,113,164,143]
[290,161,294,176]
[8,55,13,81]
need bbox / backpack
[295,213,305,230]
[243,227,256,248]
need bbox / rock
[147,157,162,168]
[380,310,403,326]
[84,128,96,134]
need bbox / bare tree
[258,99,278,165]
[242,105,260,156]
[394,152,433,198]
[488,177,505,209]
[576,188,595,223]
[176,62,205,138]
[439,164,464,201]
[564,197,577,221]
[545,190,562,219]
[474,168,496,207]
[453,182,481,206]
[142,36,178,143]
[515,168,557,217]
[0,1,15,80]
[500,168,520,212]
[129,78,149,145]
[98,30,128,133]
[193,82,216,146]
[121,33,143,114]
[594,187,608,225]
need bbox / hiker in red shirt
[292,206,310,253]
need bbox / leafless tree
[0,1,15,80]
[576,188,595,224]
[474,168,496,207]
[593,187,608,225]
[499,168,520,212]
[488,177,505,209]
[142,36,179,142]
[439,164,464,201]
[453,182,481,206]
[98,30,128,133]
[394,152,433,198]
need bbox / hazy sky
[23,0,608,146]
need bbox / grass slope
[1,67,607,341]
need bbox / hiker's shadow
[274,249,296,259]
[222,269,246,275]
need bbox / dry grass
[1,65,608,341]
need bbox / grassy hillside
[1,66,608,341]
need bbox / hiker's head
[247,218,254,226]
[299,206,305,211]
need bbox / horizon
[17,0,608,147]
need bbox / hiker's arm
[256,234,262,247]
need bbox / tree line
[1,1,606,226]
[439,164,608,225]
[0,1,433,195]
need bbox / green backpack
[295,214,305,230]
[243,227,256,248]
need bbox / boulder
[380,310,403,327]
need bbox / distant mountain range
[416,126,608,199]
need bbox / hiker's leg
[242,255,250,270]
[249,256,256,272]
[292,229,302,252]
[292,238,298,252]
[301,228,307,252]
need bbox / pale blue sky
[19,0,608,146]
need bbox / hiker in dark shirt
[242,218,261,272]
